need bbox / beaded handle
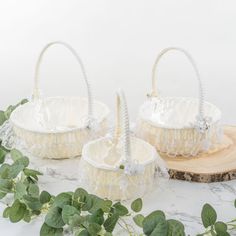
[33,41,93,122]
[113,89,131,162]
[151,47,205,120]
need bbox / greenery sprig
[0,100,236,236]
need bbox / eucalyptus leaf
[24,168,42,180]
[77,230,90,236]
[88,208,104,225]
[68,214,85,227]
[28,183,40,198]
[74,188,88,202]
[214,221,227,234]
[201,203,217,228]
[23,194,42,211]
[23,209,31,223]
[133,214,145,227]
[0,147,7,164]
[113,202,128,216]
[9,162,24,178]
[0,179,13,193]
[0,191,6,199]
[9,199,27,223]
[53,192,72,208]
[142,211,167,236]
[89,195,112,213]
[0,163,11,179]
[15,182,27,199]
[87,222,102,235]
[131,198,143,212]
[45,207,65,228]
[62,205,80,224]
[167,219,185,236]
[82,195,93,211]
[3,206,11,218]
[104,213,119,233]
[40,191,51,204]
[40,223,63,236]
[10,149,23,161]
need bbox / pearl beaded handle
[113,89,131,162]
[33,41,93,122]
[151,47,205,120]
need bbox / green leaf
[201,203,217,228]
[167,219,185,236]
[0,191,7,199]
[23,194,42,210]
[9,162,24,178]
[234,199,236,208]
[89,195,112,213]
[40,223,63,236]
[24,168,42,180]
[15,182,27,199]
[214,221,227,234]
[0,179,13,193]
[77,230,89,236]
[113,202,129,216]
[10,149,23,161]
[45,207,65,228]
[62,205,80,224]
[0,110,7,126]
[68,214,85,227]
[40,191,51,204]
[9,199,27,223]
[28,183,40,198]
[131,198,143,212]
[88,222,102,235]
[88,209,104,225]
[82,195,93,211]
[133,214,145,227]
[53,193,72,208]
[0,164,11,179]
[3,206,11,218]
[74,188,88,201]
[0,147,7,164]
[142,211,167,236]
[104,213,119,233]
[23,210,31,223]
[104,233,113,236]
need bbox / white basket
[79,90,162,200]
[9,41,110,159]
[135,47,222,157]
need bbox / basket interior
[10,97,109,133]
[82,136,156,169]
[139,97,221,129]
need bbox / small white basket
[79,90,165,200]
[135,47,222,157]
[9,41,110,159]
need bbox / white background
[0,0,235,124]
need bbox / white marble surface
[1,157,236,236]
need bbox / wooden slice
[160,125,236,183]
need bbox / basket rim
[138,96,222,129]
[10,96,110,134]
[82,136,157,171]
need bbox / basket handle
[113,89,131,163]
[33,41,93,122]
[151,47,205,120]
